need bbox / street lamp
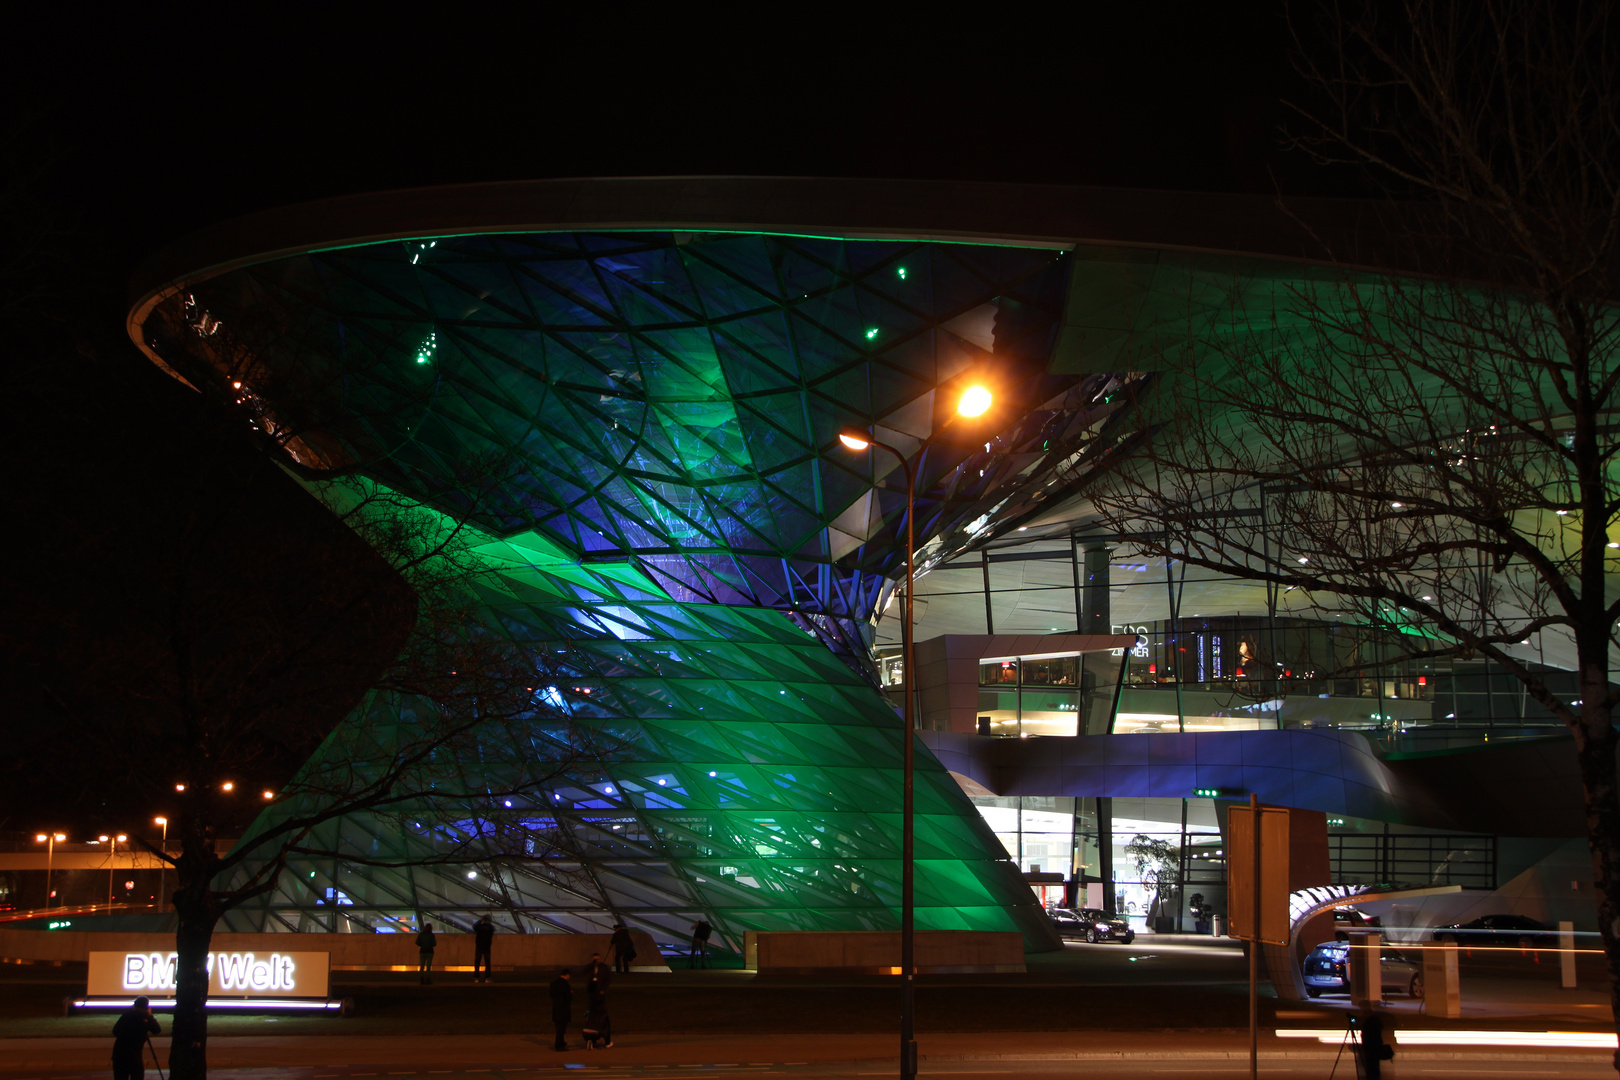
[154,818,169,912]
[34,833,66,910]
[838,384,993,1080]
[102,834,128,909]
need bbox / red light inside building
[1149,663,1157,674]
[1418,676,1427,686]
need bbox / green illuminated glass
[220,516,1054,954]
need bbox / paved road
[5,1061,1615,1080]
[3,1030,1614,1079]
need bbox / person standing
[588,951,611,990]
[549,968,573,1051]
[111,995,160,1080]
[473,915,496,983]
[609,923,636,974]
[583,962,613,1049]
[689,918,712,969]
[415,921,438,984]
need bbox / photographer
[112,995,161,1080]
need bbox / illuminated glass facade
[139,229,1143,954]
[216,526,1055,949]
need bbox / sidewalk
[3,1029,1614,1073]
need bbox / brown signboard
[1227,804,1291,946]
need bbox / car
[1050,907,1135,944]
[1303,941,1423,999]
[1431,913,1554,947]
[1048,908,1085,938]
[1330,908,1380,941]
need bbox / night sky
[8,5,1322,300]
[1,4,1327,836]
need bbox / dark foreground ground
[3,1029,1618,1080]
[1,939,1613,1078]
[1,937,1609,1038]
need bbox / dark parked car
[1432,914,1555,947]
[1303,941,1423,999]
[1050,907,1135,944]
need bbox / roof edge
[127,176,1419,352]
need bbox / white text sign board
[87,951,330,998]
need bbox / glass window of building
[980,659,1019,685]
[977,689,1019,735]
[1019,689,1080,736]
[1022,656,1079,686]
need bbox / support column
[1426,940,1462,1016]
[1099,796,1115,915]
[1081,544,1112,633]
[981,557,995,634]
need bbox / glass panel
[977,690,1019,736]
[878,655,904,687]
[1021,656,1078,686]
[980,659,1019,685]
[1020,689,1080,737]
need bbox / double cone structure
[132,192,1142,954]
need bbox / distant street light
[34,833,66,910]
[837,383,993,1080]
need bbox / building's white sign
[1111,625,1150,658]
[87,951,330,998]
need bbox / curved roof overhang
[127,175,1415,353]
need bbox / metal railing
[1329,832,1496,889]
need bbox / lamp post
[154,817,168,911]
[838,383,992,1080]
[34,833,66,910]
[101,834,128,909]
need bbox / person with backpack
[415,921,438,984]
[609,923,636,974]
[111,995,160,1080]
[689,918,712,969]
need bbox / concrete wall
[742,930,1023,973]
[0,928,668,971]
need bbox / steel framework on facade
[139,229,1140,952]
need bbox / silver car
[1303,941,1423,999]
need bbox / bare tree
[5,321,598,1079]
[1084,0,1620,1060]
[162,477,604,1080]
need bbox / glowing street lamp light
[836,382,992,1080]
[34,832,66,910]
[957,385,992,417]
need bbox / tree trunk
[168,849,221,1080]
[1574,697,1620,1074]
